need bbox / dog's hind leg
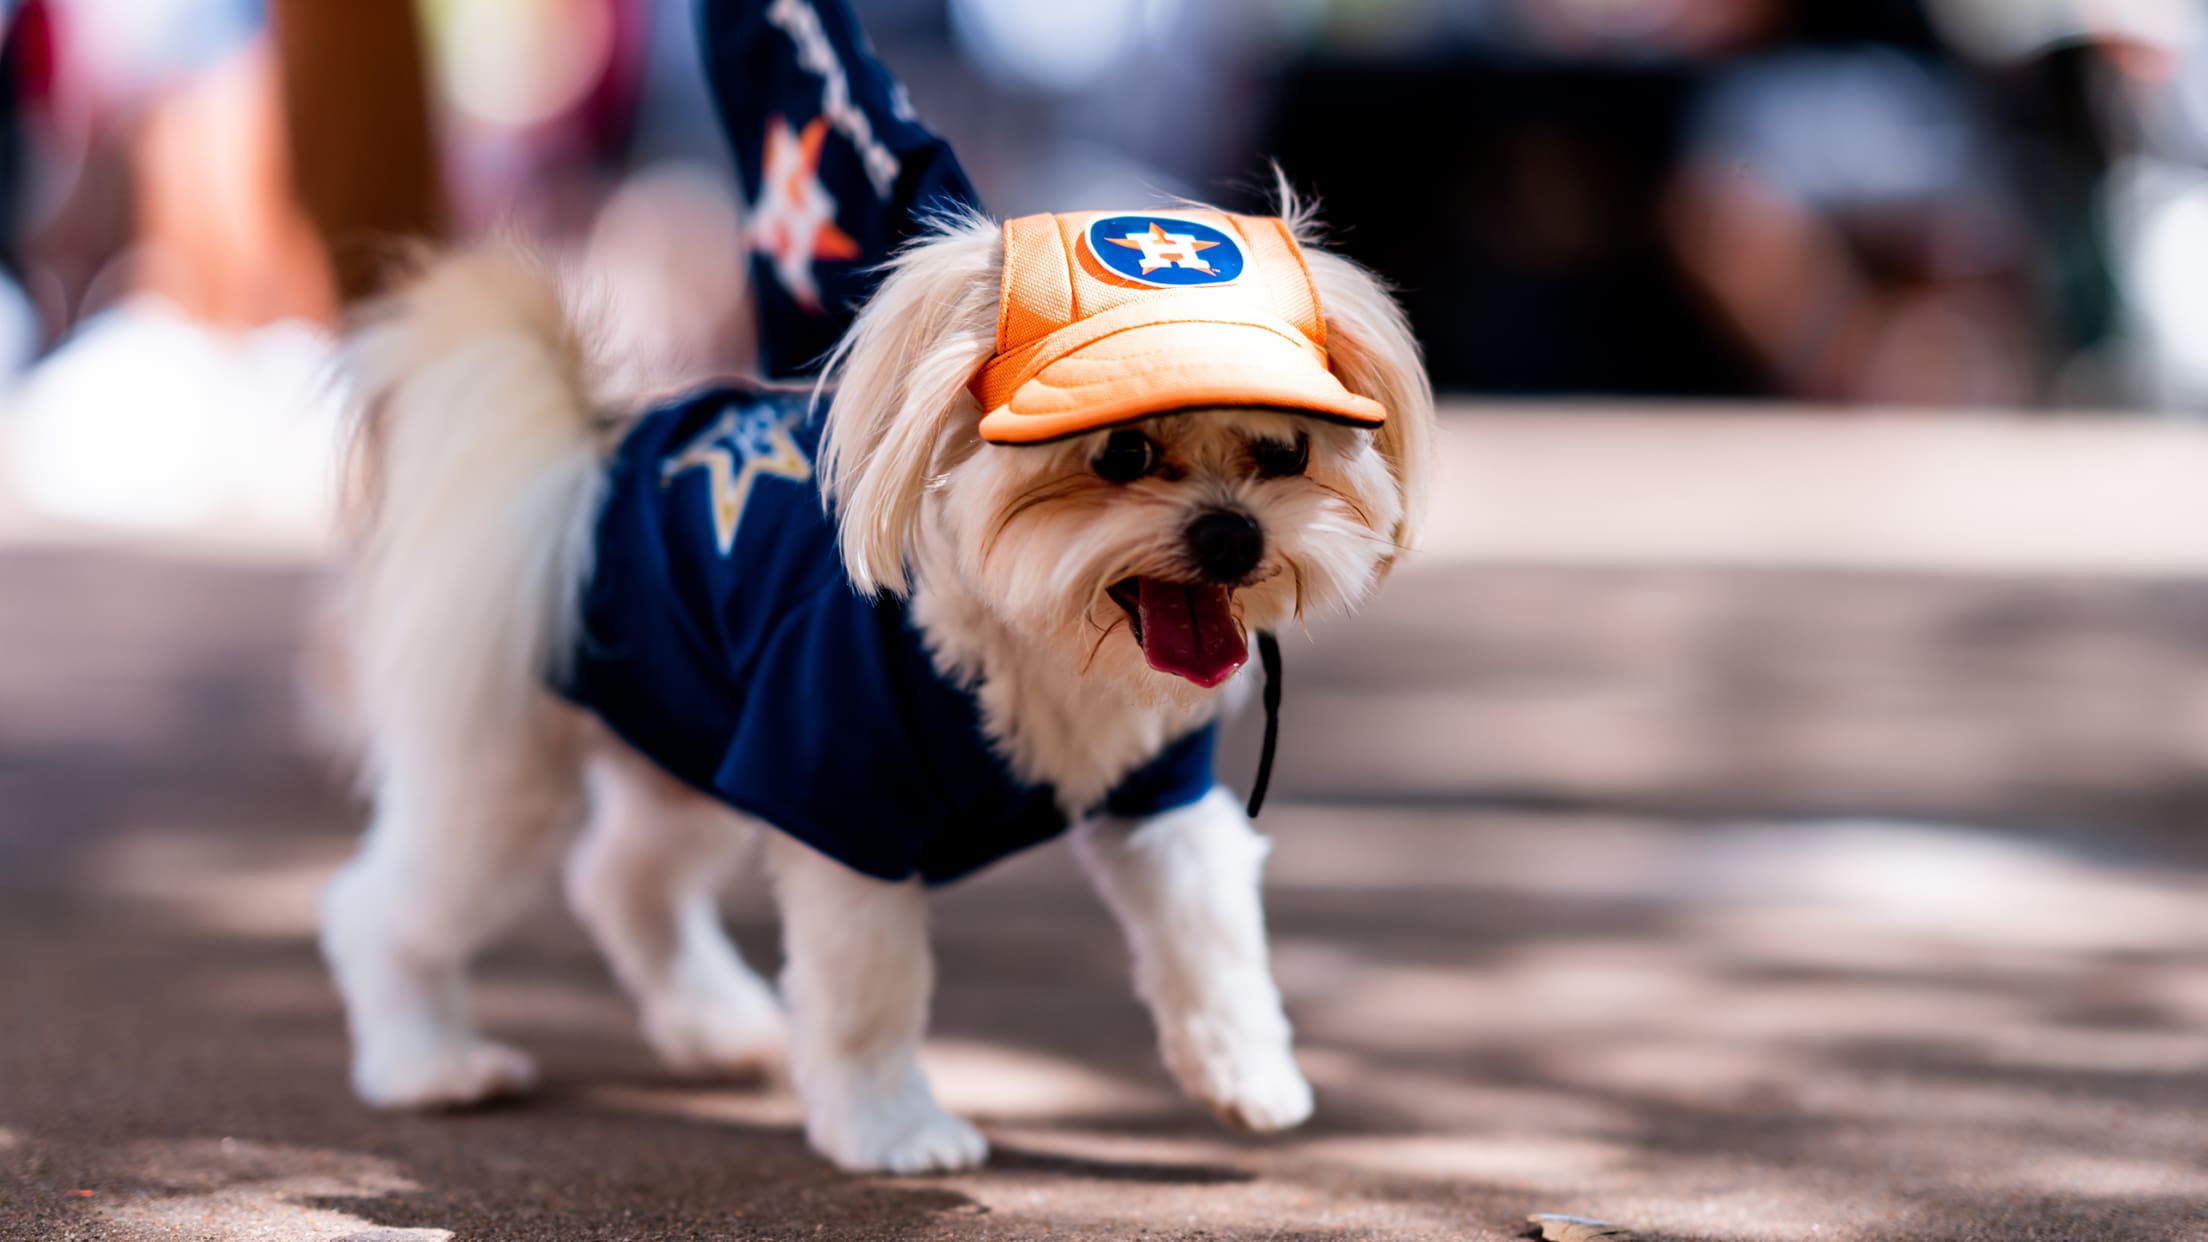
[566,735,786,1078]
[320,717,582,1110]
[767,833,988,1174]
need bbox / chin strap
[1246,631,1283,818]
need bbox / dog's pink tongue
[1135,577,1246,688]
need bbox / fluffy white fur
[320,209,1431,1173]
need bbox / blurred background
[6,0,2208,411]
[7,3,2208,1239]
[0,0,2205,528]
[3,0,2208,412]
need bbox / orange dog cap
[971,211,1388,444]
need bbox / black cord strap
[1247,631,1283,818]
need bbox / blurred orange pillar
[269,0,446,306]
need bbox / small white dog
[320,203,1432,1174]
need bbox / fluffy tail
[336,250,607,784]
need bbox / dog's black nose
[1185,508,1264,583]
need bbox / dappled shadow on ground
[1250,565,2208,835]
[8,549,2208,1240]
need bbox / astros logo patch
[660,401,813,555]
[1085,215,1246,288]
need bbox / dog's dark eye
[1093,429,1158,484]
[1251,431,1309,479]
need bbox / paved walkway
[6,536,2208,1241]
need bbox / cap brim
[975,319,1388,445]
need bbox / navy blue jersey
[581,1,1214,877]
[555,386,1218,884]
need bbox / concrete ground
[7,412,2208,1241]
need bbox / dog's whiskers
[1080,613,1130,673]
[1312,481,1377,531]
[980,473,1096,567]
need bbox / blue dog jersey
[572,1,1213,880]
[555,386,1219,884]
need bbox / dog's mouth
[1107,577,1247,688]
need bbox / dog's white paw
[644,989,788,1081]
[805,1082,989,1174]
[1202,1046,1314,1133]
[352,1035,538,1111]
[1162,1022,1314,1134]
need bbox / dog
[319,202,1433,1174]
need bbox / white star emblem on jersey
[661,402,814,554]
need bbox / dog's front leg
[1073,787,1314,1132]
[766,834,988,1173]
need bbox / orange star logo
[749,115,862,312]
[1106,222,1222,275]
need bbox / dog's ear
[1271,173,1434,569]
[819,214,1002,596]
[1303,244,1435,568]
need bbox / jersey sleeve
[1099,725,1219,820]
[699,0,981,379]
